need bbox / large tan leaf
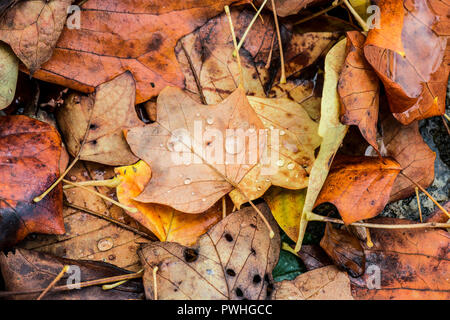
[295,38,348,250]
[0,0,72,73]
[125,86,264,213]
[57,72,144,166]
[229,96,321,208]
[139,203,280,300]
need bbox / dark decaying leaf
[139,203,280,300]
[0,248,145,300]
[0,116,64,250]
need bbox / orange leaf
[314,155,402,224]
[0,116,64,250]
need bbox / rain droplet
[257,186,261,191]
[206,117,214,125]
[191,192,195,195]
[184,178,192,185]
[280,130,285,136]
[276,159,284,167]
[269,125,274,130]
[202,198,206,202]
[287,163,295,170]
[265,178,270,182]
[196,113,200,117]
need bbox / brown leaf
[296,244,332,271]
[0,115,64,250]
[255,0,320,17]
[0,248,144,300]
[364,0,448,125]
[32,0,249,104]
[274,265,354,300]
[139,203,280,300]
[22,161,148,271]
[320,223,365,277]
[338,31,379,150]
[57,72,144,166]
[0,0,72,73]
[314,155,402,224]
[125,86,264,213]
[350,217,450,300]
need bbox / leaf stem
[293,0,344,26]
[63,177,121,189]
[415,187,423,222]
[36,265,70,300]
[270,0,286,84]
[225,6,245,89]
[153,266,159,300]
[342,0,369,32]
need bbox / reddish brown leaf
[350,217,450,300]
[364,0,448,125]
[0,116,64,250]
[314,155,402,224]
[296,245,332,271]
[338,31,379,150]
[32,0,249,104]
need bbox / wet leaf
[125,86,264,213]
[115,161,225,246]
[338,31,379,151]
[229,96,321,208]
[0,248,144,300]
[274,265,354,300]
[0,0,72,73]
[0,115,64,250]
[139,203,280,300]
[0,42,18,110]
[315,155,402,224]
[57,72,144,166]
[350,217,450,300]
[364,0,448,125]
[272,250,306,282]
[32,0,249,103]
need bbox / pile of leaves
[0,0,448,300]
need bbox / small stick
[225,6,245,89]
[63,177,120,189]
[180,42,207,105]
[153,266,159,300]
[63,179,139,213]
[270,0,286,83]
[415,187,423,222]
[400,172,450,218]
[233,0,268,57]
[36,265,70,300]
[294,0,344,26]
[265,34,275,69]
[64,201,155,240]
[250,1,264,23]
[34,156,79,202]
[222,197,227,219]
[307,211,450,229]
[102,280,127,290]
[342,0,369,32]
[0,270,144,298]
[442,115,450,135]
[444,113,450,122]
[365,227,373,248]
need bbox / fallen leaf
[0,248,144,300]
[320,223,365,277]
[255,0,319,17]
[0,115,64,250]
[0,42,18,110]
[296,38,348,250]
[115,160,226,246]
[314,155,402,224]
[274,265,354,300]
[367,113,436,202]
[139,203,280,300]
[125,86,264,213]
[32,0,249,103]
[272,249,306,282]
[22,161,148,271]
[56,72,144,166]
[0,0,72,73]
[338,31,379,150]
[350,217,450,300]
[296,244,332,271]
[264,187,306,242]
[364,0,448,125]
[229,96,321,208]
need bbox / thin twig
[250,1,264,23]
[342,0,369,31]
[153,266,159,300]
[265,34,275,69]
[225,6,245,88]
[442,115,450,135]
[180,42,207,105]
[63,177,120,189]
[36,265,70,300]
[294,0,344,26]
[222,197,227,219]
[64,201,155,240]
[270,0,286,84]
[415,187,423,222]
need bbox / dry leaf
[0,248,144,300]
[139,203,280,300]
[315,155,402,224]
[0,42,18,110]
[125,86,264,213]
[22,161,148,271]
[115,161,225,246]
[0,115,64,250]
[296,244,332,271]
[255,0,320,17]
[338,31,379,150]
[0,0,72,73]
[274,265,354,300]
[32,0,249,103]
[229,96,321,208]
[57,72,144,166]
[364,0,448,125]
